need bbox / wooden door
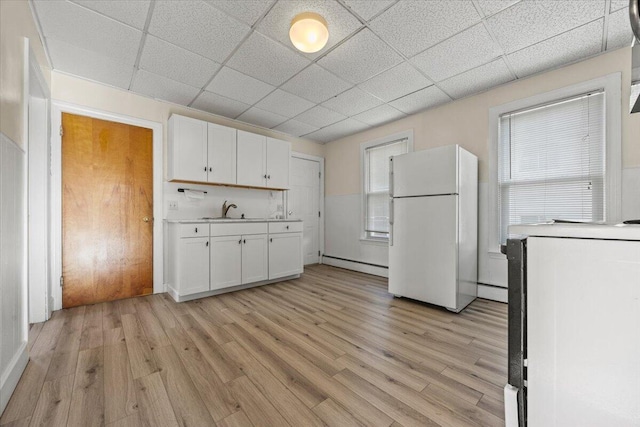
[62,113,153,308]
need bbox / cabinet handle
[209,167,212,172]
[267,174,271,179]
[263,174,267,179]
[270,238,273,243]
[206,241,209,247]
[243,239,246,244]
[195,227,198,233]
[204,166,207,172]
[286,225,289,229]
[238,239,242,244]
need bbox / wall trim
[289,151,325,264]
[322,255,389,278]
[50,101,164,311]
[0,342,28,415]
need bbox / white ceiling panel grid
[256,0,363,59]
[32,0,634,144]
[139,36,221,88]
[205,66,276,105]
[486,0,606,54]
[149,0,250,62]
[191,91,251,118]
[226,32,311,86]
[369,0,482,57]
[281,64,353,103]
[131,69,202,105]
[317,29,403,84]
[389,85,452,115]
[358,61,432,102]
[411,23,503,82]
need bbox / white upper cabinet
[266,137,291,189]
[207,123,236,185]
[168,115,208,182]
[237,130,267,188]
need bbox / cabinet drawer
[268,222,302,234]
[178,223,208,238]
[210,222,267,236]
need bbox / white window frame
[488,73,622,255]
[360,130,414,244]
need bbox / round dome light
[289,12,329,53]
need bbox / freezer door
[389,195,458,309]
[391,145,459,197]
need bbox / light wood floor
[0,264,507,427]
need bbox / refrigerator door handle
[389,198,394,246]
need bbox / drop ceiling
[32,0,634,143]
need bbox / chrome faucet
[222,200,237,218]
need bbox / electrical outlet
[168,201,179,210]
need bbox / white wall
[0,133,28,415]
[323,47,640,301]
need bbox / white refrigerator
[388,145,478,312]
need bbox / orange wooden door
[62,113,153,308]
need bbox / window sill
[360,237,389,246]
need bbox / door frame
[287,152,324,264]
[50,102,163,310]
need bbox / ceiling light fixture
[289,12,329,53]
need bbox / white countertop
[509,222,640,241]
[165,218,302,224]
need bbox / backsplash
[163,181,285,220]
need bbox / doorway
[287,153,324,265]
[61,113,153,307]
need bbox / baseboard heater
[322,255,388,269]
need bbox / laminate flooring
[0,264,507,427]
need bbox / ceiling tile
[352,104,405,126]
[304,118,369,143]
[47,37,134,89]
[358,62,431,102]
[131,69,201,105]
[317,29,403,84]
[508,19,603,78]
[342,0,395,21]
[475,0,521,17]
[438,58,514,99]
[486,0,606,54]
[206,0,274,26]
[273,119,319,137]
[254,89,315,118]
[33,0,142,65]
[256,0,363,59]
[139,36,220,88]
[607,8,634,50]
[610,0,629,12]
[226,32,311,86]
[369,0,481,57]
[321,86,384,116]
[237,107,288,128]
[206,66,275,105]
[411,23,503,82]
[389,85,451,115]
[70,0,150,29]
[191,91,250,118]
[148,1,250,63]
[294,105,347,128]
[280,64,352,103]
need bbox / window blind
[365,138,408,235]
[498,91,605,243]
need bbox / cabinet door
[177,237,210,295]
[241,234,268,284]
[168,115,207,182]
[266,137,290,189]
[208,123,236,185]
[237,131,266,187]
[210,235,242,290]
[268,233,303,279]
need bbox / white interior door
[288,157,320,265]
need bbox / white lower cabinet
[210,235,242,290]
[269,233,303,279]
[241,234,268,284]
[176,237,210,295]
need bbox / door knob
[288,211,293,215]
[142,217,150,223]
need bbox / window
[361,132,413,241]
[489,73,621,250]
